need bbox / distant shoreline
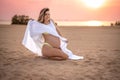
[0,24,120,28]
[0,20,115,26]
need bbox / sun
[81,0,106,9]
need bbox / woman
[22,8,84,60]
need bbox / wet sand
[0,25,120,80]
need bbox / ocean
[0,20,115,26]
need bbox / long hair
[38,8,49,23]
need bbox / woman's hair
[38,8,50,23]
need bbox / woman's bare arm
[51,19,62,36]
[50,19,68,43]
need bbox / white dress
[22,20,84,60]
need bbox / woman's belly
[43,33,60,48]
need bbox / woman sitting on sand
[22,8,84,60]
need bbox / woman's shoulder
[27,19,35,24]
[50,19,55,23]
[28,19,41,25]
[28,19,37,23]
[50,19,57,26]
[27,19,43,27]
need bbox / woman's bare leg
[42,44,68,60]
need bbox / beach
[0,25,120,80]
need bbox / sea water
[0,20,115,26]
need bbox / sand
[0,25,120,80]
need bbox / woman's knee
[42,44,52,57]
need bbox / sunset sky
[0,0,120,21]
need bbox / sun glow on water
[57,20,105,26]
[0,20,113,26]
[86,21,103,26]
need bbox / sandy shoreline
[0,25,120,80]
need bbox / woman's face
[44,11,50,22]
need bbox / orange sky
[0,0,120,21]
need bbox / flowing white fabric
[22,20,84,60]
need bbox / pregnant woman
[22,8,84,60]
